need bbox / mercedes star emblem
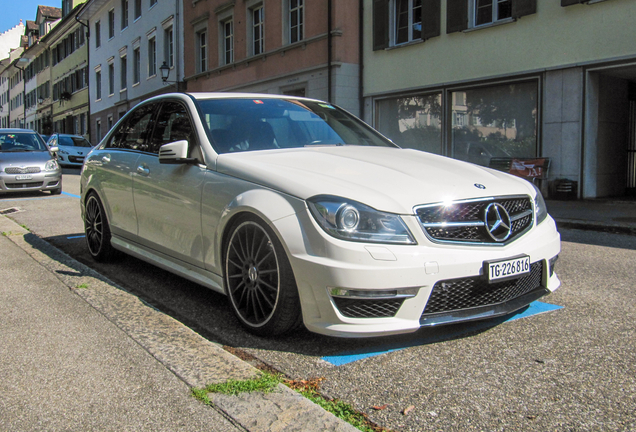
[484,203,512,242]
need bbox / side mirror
[158,140,197,164]
[49,146,59,153]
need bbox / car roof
[0,128,38,134]
[145,92,322,104]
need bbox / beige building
[183,0,362,116]
[46,1,90,138]
[364,0,636,198]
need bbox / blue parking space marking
[62,192,81,198]
[67,235,86,240]
[321,301,563,366]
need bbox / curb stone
[0,215,359,432]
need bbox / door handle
[101,155,111,163]
[136,165,150,176]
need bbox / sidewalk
[546,198,636,235]
[0,216,357,432]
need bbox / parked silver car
[46,133,93,167]
[0,129,62,195]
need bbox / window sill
[464,17,515,33]
[385,39,424,51]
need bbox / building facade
[364,0,636,198]
[183,0,362,116]
[78,0,185,144]
[47,6,88,137]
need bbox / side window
[108,104,156,150]
[148,101,196,154]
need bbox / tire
[224,215,302,337]
[50,178,63,195]
[84,193,116,262]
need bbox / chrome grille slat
[415,196,534,245]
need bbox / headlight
[59,149,69,155]
[307,196,416,245]
[45,160,59,171]
[532,183,548,225]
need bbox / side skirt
[110,235,225,295]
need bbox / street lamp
[159,61,179,91]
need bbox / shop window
[375,93,443,154]
[451,81,538,167]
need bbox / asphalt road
[2,168,635,431]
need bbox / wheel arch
[213,189,306,277]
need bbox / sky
[0,0,59,35]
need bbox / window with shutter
[373,0,389,50]
[446,0,468,33]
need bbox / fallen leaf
[402,405,415,415]
[372,404,388,410]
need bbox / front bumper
[275,209,561,338]
[0,171,62,193]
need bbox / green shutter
[422,0,441,40]
[512,0,537,18]
[447,0,468,34]
[373,0,390,51]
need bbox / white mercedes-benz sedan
[80,93,561,338]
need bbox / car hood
[58,145,91,155]
[0,150,54,167]
[216,146,534,214]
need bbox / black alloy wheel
[84,193,115,262]
[225,216,301,336]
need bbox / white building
[78,0,184,144]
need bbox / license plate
[484,255,530,283]
[15,175,33,180]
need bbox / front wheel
[84,193,116,262]
[224,216,301,336]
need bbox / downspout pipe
[327,0,332,103]
[76,13,90,140]
[358,0,364,120]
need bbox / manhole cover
[0,207,23,215]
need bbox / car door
[94,104,157,241]
[132,100,207,267]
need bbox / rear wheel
[84,193,116,262]
[224,215,301,336]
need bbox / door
[133,100,207,267]
[95,103,156,240]
[628,100,636,194]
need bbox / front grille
[416,196,534,245]
[5,167,41,174]
[69,156,84,163]
[421,261,543,316]
[333,297,405,318]
[5,182,44,189]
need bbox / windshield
[58,135,92,148]
[0,132,48,152]
[195,98,397,154]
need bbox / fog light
[329,287,419,299]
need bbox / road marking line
[62,192,81,198]
[321,301,563,366]
[67,235,86,239]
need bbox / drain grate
[0,207,23,215]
